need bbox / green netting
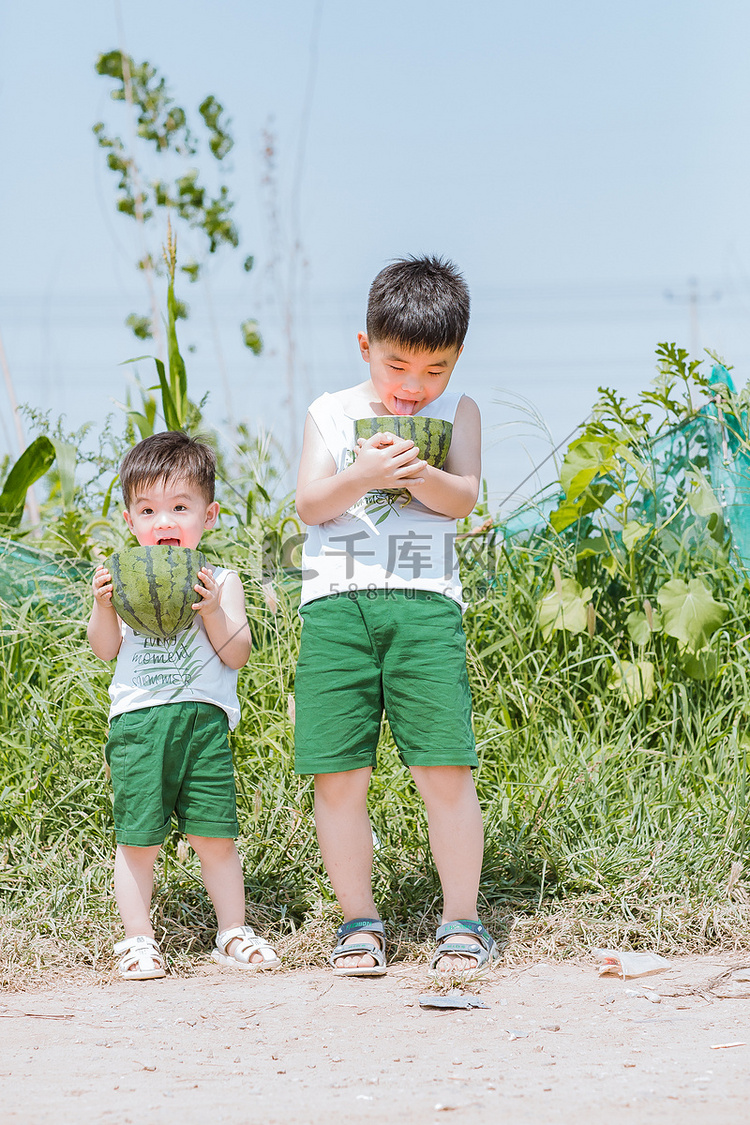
[701,367,750,570]
[495,365,750,573]
[0,537,90,615]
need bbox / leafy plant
[542,344,742,685]
[93,49,261,355]
[5,341,750,979]
[0,437,56,530]
[123,222,196,435]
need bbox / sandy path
[2,956,750,1123]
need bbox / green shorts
[105,701,239,846]
[294,589,477,775]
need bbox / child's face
[123,477,219,550]
[358,335,463,416]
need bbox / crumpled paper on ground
[593,948,670,979]
[419,992,489,1010]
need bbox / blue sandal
[330,918,387,977]
[428,919,499,980]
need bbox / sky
[1,0,749,512]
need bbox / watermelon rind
[354,416,452,469]
[352,416,453,518]
[107,545,207,640]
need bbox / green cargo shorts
[105,701,239,846]
[294,589,477,775]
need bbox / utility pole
[665,277,721,359]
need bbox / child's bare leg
[409,765,485,972]
[314,767,380,969]
[187,835,270,964]
[114,844,160,938]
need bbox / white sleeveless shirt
[108,565,241,729]
[300,390,465,608]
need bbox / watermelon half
[354,416,452,468]
[107,545,207,640]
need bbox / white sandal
[212,925,281,970]
[114,934,166,980]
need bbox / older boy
[295,256,497,978]
[88,431,279,978]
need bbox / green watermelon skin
[107,545,207,640]
[354,416,452,468]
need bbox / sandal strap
[430,919,498,972]
[330,939,386,970]
[330,918,386,970]
[335,917,385,945]
[114,934,164,972]
[216,925,258,953]
[430,939,483,967]
[435,919,495,952]
[216,925,278,963]
[114,934,161,956]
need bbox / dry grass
[4,896,750,993]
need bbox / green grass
[2,537,750,988]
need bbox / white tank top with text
[300,390,466,609]
[108,565,241,729]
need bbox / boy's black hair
[120,431,216,509]
[366,255,470,352]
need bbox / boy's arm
[406,396,481,519]
[193,569,252,670]
[295,412,426,526]
[87,565,123,661]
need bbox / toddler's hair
[120,431,216,509]
[366,255,470,352]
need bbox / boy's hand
[354,433,427,490]
[92,565,115,608]
[192,566,220,617]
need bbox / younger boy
[88,431,279,978]
[294,256,497,978]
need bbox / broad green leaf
[560,437,617,502]
[657,577,728,652]
[609,659,655,705]
[127,410,155,441]
[539,578,592,640]
[616,445,655,489]
[688,469,722,519]
[626,609,663,646]
[706,510,726,545]
[622,520,649,552]
[50,439,76,509]
[550,501,584,533]
[0,436,56,517]
[575,536,609,559]
[549,483,617,533]
[680,648,719,681]
[626,611,650,646]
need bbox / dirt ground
[2,955,750,1124]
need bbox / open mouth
[393,397,419,416]
[157,537,181,547]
